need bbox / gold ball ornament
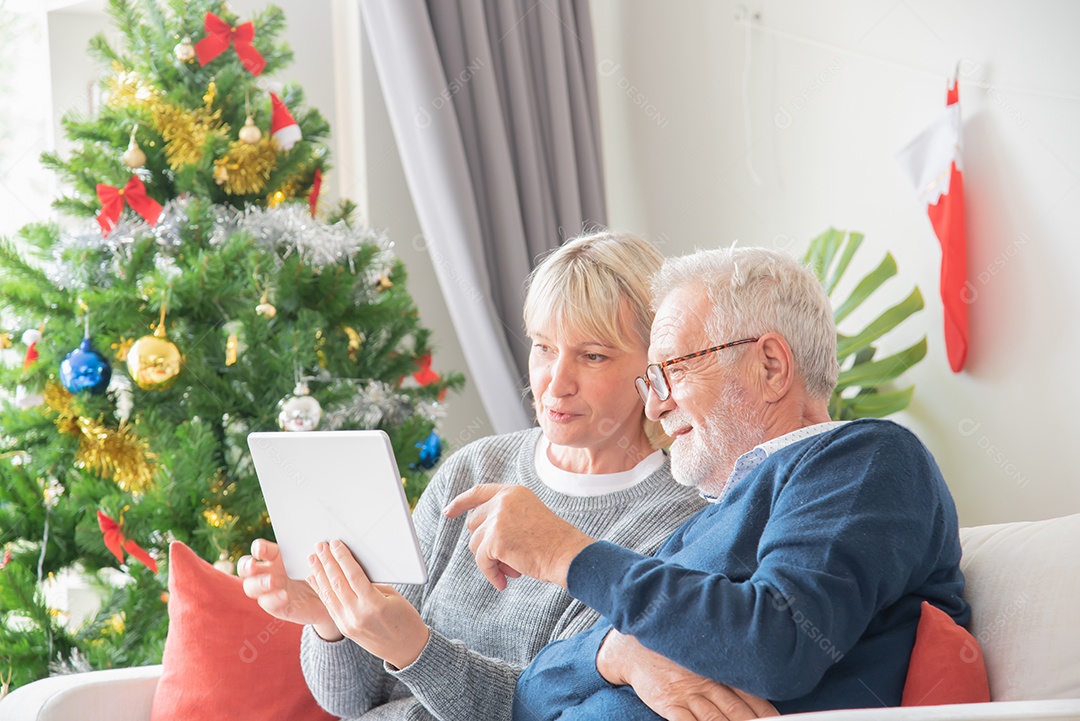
[126,325,183,391]
[174,36,195,62]
[213,551,236,575]
[123,139,146,169]
[238,116,262,145]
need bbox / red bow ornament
[97,510,159,573]
[195,12,266,76]
[413,353,448,400]
[96,176,163,234]
[413,354,441,387]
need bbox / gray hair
[652,246,839,400]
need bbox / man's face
[645,286,765,494]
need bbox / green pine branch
[1,0,464,690]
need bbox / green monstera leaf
[804,228,926,420]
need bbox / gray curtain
[359,0,607,433]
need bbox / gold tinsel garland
[107,68,158,109]
[152,103,226,171]
[214,137,278,195]
[44,384,157,494]
[108,68,226,171]
[107,68,295,200]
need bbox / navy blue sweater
[513,420,968,718]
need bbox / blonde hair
[523,229,669,446]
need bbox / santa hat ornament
[21,328,41,369]
[16,328,44,409]
[270,93,301,151]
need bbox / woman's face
[529,309,649,455]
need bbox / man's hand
[597,630,779,721]
[443,484,594,590]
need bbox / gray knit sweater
[299,428,704,721]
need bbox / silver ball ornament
[277,382,322,432]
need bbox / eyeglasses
[635,338,759,403]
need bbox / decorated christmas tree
[0,0,461,692]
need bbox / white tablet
[247,430,428,585]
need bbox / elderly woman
[238,230,704,720]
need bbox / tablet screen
[248,430,428,585]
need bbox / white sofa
[3,514,1079,720]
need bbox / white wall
[0,2,59,232]
[590,0,1080,526]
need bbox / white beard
[663,378,764,495]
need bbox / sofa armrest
[784,699,1080,720]
[0,665,162,721]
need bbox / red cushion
[901,600,990,706]
[150,541,335,721]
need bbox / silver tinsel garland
[38,201,445,434]
[238,205,390,268]
[43,200,395,294]
[238,205,396,304]
[321,380,444,431]
[44,223,139,291]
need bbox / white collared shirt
[702,422,847,504]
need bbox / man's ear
[756,333,794,402]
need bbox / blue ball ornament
[416,430,443,470]
[60,337,112,394]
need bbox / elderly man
[447,247,969,718]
